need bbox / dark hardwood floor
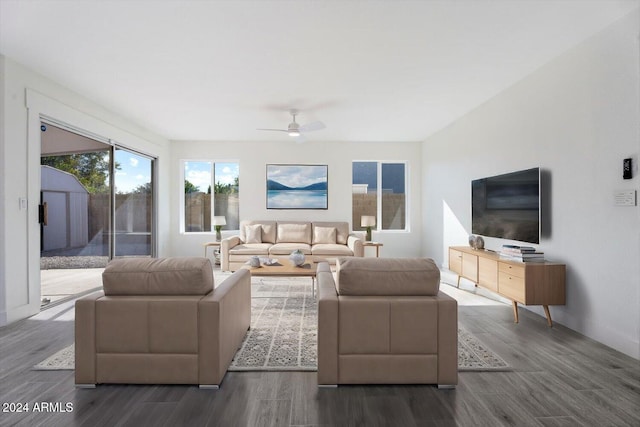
[1,283,638,427]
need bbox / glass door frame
[39,117,158,261]
[109,144,157,259]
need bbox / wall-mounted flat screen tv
[472,167,540,244]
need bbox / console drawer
[499,262,525,279]
[499,271,525,302]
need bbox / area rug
[34,297,509,372]
[229,295,317,371]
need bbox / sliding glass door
[113,147,154,257]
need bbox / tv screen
[472,167,540,244]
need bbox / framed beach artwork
[266,164,328,209]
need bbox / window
[352,161,407,232]
[183,161,239,232]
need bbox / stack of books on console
[499,245,545,262]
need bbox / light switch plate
[19,197,27,210]
[614,190,637,206]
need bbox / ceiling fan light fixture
[288,130,301,137]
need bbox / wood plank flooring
[1,282,638,427]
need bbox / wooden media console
[449,246,566,326]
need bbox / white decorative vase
[289,250,306,267]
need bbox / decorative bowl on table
[289,250,306,267]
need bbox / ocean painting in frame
[266,164,328,209]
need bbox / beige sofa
[317,257,458,387]
[75,257,251,389]
[221,220,364,271]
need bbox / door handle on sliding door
[38,202,48,225]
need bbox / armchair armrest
[436,291,458,386]
[220,236,242,271]
[347,233,364,257]
[75,291,104,386]
[317,264,339,385]
[198,269,251,386]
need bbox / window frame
[352,160,410,233]
[180,159,240,234]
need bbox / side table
[362,241,383,257]
[203,241,221,265]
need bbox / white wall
[0,56,171,326]
[170,140,422,259]
[422,11,640,358]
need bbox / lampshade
[361,215,376,227]
[212,216,227,226]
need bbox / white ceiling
[1,0,638,143]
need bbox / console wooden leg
[512,301,519,323]
[543,305,553,327]
[456,275,461,288]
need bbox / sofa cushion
[229,243,272,255]
[102,257,214,296]
[239,220,276,244]
[313,222,350,245]
[336,258,440,296]
[245,224,263,243]
[312,244,353,256]
[313,226,337,244]
[269,243,312,255]
[277,222,312,244]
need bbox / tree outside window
[183,161,239,232]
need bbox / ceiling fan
[257,110,325,142]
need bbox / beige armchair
[75,257,251,389]
[317,257,458,388]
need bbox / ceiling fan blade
[256,128,288,132]
[299,121,326,133]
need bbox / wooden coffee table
[241,262,319,298]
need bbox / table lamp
[212,216,226,241]
[361,215,375,242]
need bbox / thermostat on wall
[614,190,637,206]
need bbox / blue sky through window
[114,150,152,193]
[184,161,238,192]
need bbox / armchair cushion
[336,257,440,296]
[102,257,214,296]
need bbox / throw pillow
[313,226,337,244]
[245,224,262,243]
